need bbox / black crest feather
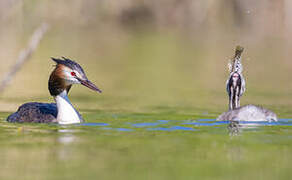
[51,57,85,74]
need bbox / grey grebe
[7,57,102,124]
[217,46,277,122]
[217,104,277,122]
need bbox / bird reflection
[228,120,241,136]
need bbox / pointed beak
[79,79,102,93]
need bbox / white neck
[54,91,83,124]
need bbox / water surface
[0,112,292,180]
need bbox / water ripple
[131,120,168,127]
[80,123,109,126]
[147,126,194,131]
[77,119,292,132]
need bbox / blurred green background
[0,0,291,115]
[0,1,292,180]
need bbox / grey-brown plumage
[7,57,101,124]
[7,102,57,123]
[217,104,278,122]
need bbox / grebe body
[217,104,278,122]
[7,57,101,124]
[217,46,277,122]
[7,102,57,123]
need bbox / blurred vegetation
[0,0,291,114]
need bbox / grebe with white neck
[7,57,102,124]
[217,46,277,122]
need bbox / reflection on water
[147,126,194,131]
[227,119,292,136]
[58,129,77,145]
[78,119,292,132]
[103,127,133,132]
[0,118,291,179]
[183,121,229,126]
[57,129,78,160]
[131,120,168,127]
[79,123,109,126]
[228,120,241,136]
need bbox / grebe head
[49,57,102,96]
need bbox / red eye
[71,72,76,76]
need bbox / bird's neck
[54,91,83,124]
[49,65,72,96]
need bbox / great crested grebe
[7,57,102,124]
[217,46,278,122]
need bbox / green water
[0,110,292,180]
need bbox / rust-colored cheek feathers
[48,65,71,96]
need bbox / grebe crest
[7,57,102,124]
